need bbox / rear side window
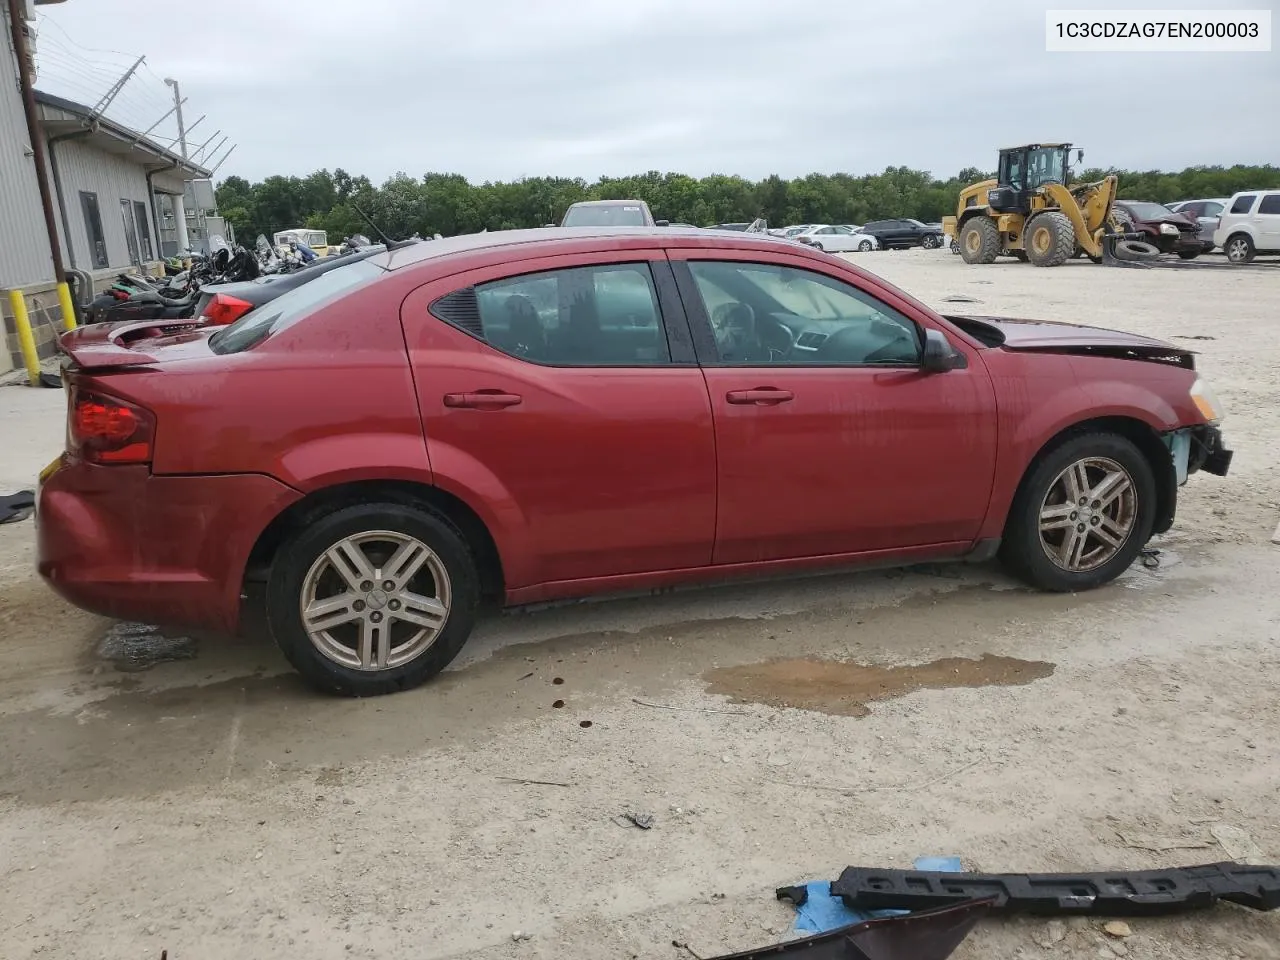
[209,260,383,354]
[431,262,671,366]
[1230,194,1258,214]
[1258,194,1280,215]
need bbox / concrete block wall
[1,280,68,372]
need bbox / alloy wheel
[1226,238,1250,263]
[299,530,452,671]
[1037,457,1137,572]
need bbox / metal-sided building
[1,0,210,374]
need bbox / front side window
[435,262,670,366]
[1258,194,1280,215]
[1231,194,1258,214]
[686,261,920,366]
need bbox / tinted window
[438,263,670,366]
[209,260,384,354]
[1258,194,1280,215]
[1231,194,1258,214]
[561,204,648,227]
[686,261,920,366]
[863,221,887,231]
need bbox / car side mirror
[921,328,966,373]
[655,219,670,227]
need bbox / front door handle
[443,390,523,409]
[725,387,794,406]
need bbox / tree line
[215,163,1280,244]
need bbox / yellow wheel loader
[942,144,1118,267]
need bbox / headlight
[1160,223,1180,235]
[1191,378,1225,424]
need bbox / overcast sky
[33,0,1280,186]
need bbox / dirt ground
[2,250,1278,960]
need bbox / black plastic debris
[0,490,35,525]
[704,899,990,960]
[831,862,1280,917]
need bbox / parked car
[1112,201,1208,259]
[792,224,879,253]
[560,199,666,227]
[857,219,944,249]
[38,227,1231,697]
[1213,190,1280,264]
[1167,198,1230,249]
[191,244,391,326]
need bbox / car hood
[944,315,1193,366]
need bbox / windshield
[209,259,383,354]
[1125,202,1179,221]
[562,204,648,227]
[1027,147,1067,185]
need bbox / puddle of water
[96,622,198,673]
[703,653,1055,717]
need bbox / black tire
[1223,233,1256,264]
[1000,433,1156,593]
[266,502,480,697]
[814,242,827,253]
[1114,239,1160,262]
[1024,211,1075,267]
[1177,250,1201,261]
[921,234,939,250]
[858,240,873,252]
[959,217,1000,264]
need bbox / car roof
[566,199,648,207]
[375,227,805,271]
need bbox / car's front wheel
[1000,433,1156,592]
[267,502,480,696]
[858,240,873,252]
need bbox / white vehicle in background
[791,224,879,253]
[1213,190,1280,264]
[274,228,330,256]
[1168,197,1230,250]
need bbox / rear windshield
[209,260,383,354]
[562,204,648,227]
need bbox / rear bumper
[37,456,301,632]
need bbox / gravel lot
[1,249,1278,960]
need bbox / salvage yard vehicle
[37,227,1231,697]
[560,199,665,227]
[857,218,943,249]
[1167,198,1230,250]
[1112,201,1209,259]
[792,224,879,252]
[1214,190,1280,264]
[943,143,1118,266]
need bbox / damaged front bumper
[1167,424,1232,485]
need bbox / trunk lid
[58,318,216,371]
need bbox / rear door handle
[725,388,794,405]
[443,390,523,409]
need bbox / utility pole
[6,0,76,337]
[162,77,191,251]
[163,77,187,158]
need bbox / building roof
[34,89,211,179]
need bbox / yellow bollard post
[8,290,41,386]
[55,281,76,330]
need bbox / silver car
[1167,198,1230,249]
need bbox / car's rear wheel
[1224,234,1256,264]
[267,502,479,696]
[921,234,939,249]
[1000,433,1155,592]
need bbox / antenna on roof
[352,204,417,250]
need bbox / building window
[120,199,141,266]
[133,201,154,261]
[80,191,108,269]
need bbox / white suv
[1214,190,1280,264]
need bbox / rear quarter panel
[977,349,1201,540]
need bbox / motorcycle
[83,244,262,325]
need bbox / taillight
[200,293,254,326]
[68,389,155,464]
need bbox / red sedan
[37,228,1232,696]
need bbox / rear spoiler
[58,318,204,370]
